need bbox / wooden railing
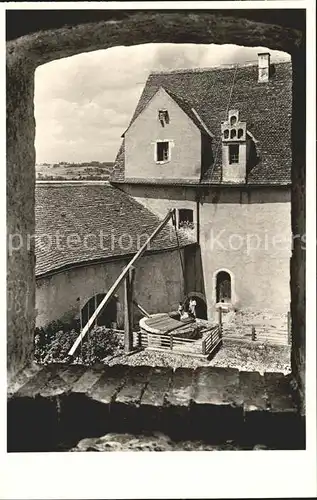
[250,312,291,346]
[202,325,222,355]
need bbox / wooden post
[77,297,82,332]
[137,330,142,349]
[202,338,206,355]
[124,266,135,353]
[170,335,173,350]
[287,311,291,345]
[133,300,150,318]
[94,294,98,327]
[87,298,91,342]
[251,325,256,341]
[217,307,223,338]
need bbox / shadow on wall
[80,294,120,329]
[184,245,206,315]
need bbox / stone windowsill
[7,362,304,452]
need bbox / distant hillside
[36,161,115,181]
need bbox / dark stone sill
[7,363,305,452]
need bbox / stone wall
[7,56,36,380]
[120,184,291,318]
[36,249,185,329]
[119,184,198,235]
[200,187,291,317]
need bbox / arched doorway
[80,293,118,328]
[194,297,207,319]
[186,293,207,319]
[216,271,232,303]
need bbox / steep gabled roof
[112,61,292,186]
[35,183,195,277]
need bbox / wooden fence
[250,312,291,346]
[250,326,290,346]
[223,312,291,347]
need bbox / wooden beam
[124,267,135,353]
[133,300,150,318]
[68,208,175,356]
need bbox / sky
[34,43,290,164]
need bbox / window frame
[228,143,240,164]
[155,139,171,164]
[177,208,194,230]
[158,109,169,125]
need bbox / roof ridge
[149,58,291,76]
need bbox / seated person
[188,298,197,319]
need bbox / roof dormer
[221,110,248,183]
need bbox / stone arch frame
[187,291,207,304]
[6,10,305,404]
[212,268,236,306]
[186,291,207,320]
[80,292,119,329]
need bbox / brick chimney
[258,52,270,82]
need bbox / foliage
[178,220,195,230]
[34,321,123,365]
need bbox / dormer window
[158,109,169,126]
[221,109,247,182]
[229,144,239,164]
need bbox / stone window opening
[230,115,237,126]
[156,141,170,162]
[158,109,169,126]
[230,129,237,139]
[229,144,239,164]
[178,208,194,230]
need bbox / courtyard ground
[209,340,290,374]
[71,432,265,451]
[221,309,288,340]
[35,309,291,373]
[102,340,291,373]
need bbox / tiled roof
[112,61,292,185]
[35,183,195,276]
